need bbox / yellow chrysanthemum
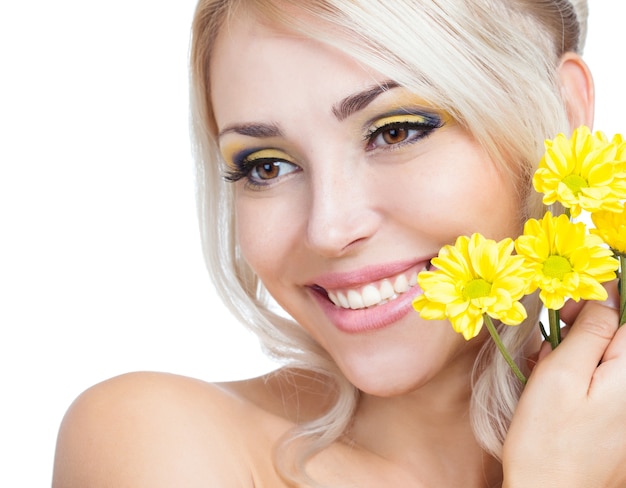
[413,233,531,340]
[533,126,626,217]
[591,203,626,255]
[515,212,617,310]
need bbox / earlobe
[558,52,595,130]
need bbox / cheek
[381,143,522,240]
[463,162,522,238]
[234,194,303,282]
[235,200,272,274]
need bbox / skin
[52,11,626,488]
[217,16,521,399]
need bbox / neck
[347,344,502,487]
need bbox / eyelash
[364,116,443,151]
[223,155,299,190]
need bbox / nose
[305,164,381,257]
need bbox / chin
[358,379,428,398]
[339,353,451,397]
[334,334,478,398]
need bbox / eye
[365,113,443,151]
[224,148,300,189]
[249,159,298,181]
[377,126,413,145]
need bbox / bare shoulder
[51,371,292,487]
[52,369,335,488]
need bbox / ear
[557,52,595,130]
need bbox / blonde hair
[190,0,588,483]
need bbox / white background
[0,2,623,486]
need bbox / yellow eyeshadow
[244,149,292,161]
[220,145,294,171]
[368,114,430,130]
[220,142,248,167]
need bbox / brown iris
[256,161,281,180]
[381,127,410,145]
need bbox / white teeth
[324,267,424,310]
[361,285,382,308]
[328,291,339,306]
[347,290,364,309]
[379,279,395,300]
[337,292,349,308]
[393,274,409,293]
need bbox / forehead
[208,13,388,130]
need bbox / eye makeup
[222,147,298,187]
[217,100,446,188]
[364,110,444,150]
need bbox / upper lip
[308,258,431,290]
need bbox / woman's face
[210,14,522,396]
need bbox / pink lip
[308,259,430,334]
[310,259,422,289]
[310,284,423,333]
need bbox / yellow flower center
[562,174,588,195]
[542,255,573,280]
[463,278,492,299]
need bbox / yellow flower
[533,126,626,217]
[515,212,617,310]
[591,203,626,255]
[413,233,531,340]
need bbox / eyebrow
[217,79,401,139]
[332,80,400,121]
[218,122,283,139]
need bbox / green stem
[548,308,561,350]
[617,253,626,327]
[484,314,527,385]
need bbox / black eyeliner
[363,107,443,132]
[364,110,444,149]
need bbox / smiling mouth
[315,262,431,310]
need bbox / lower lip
[311,285,423,333]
